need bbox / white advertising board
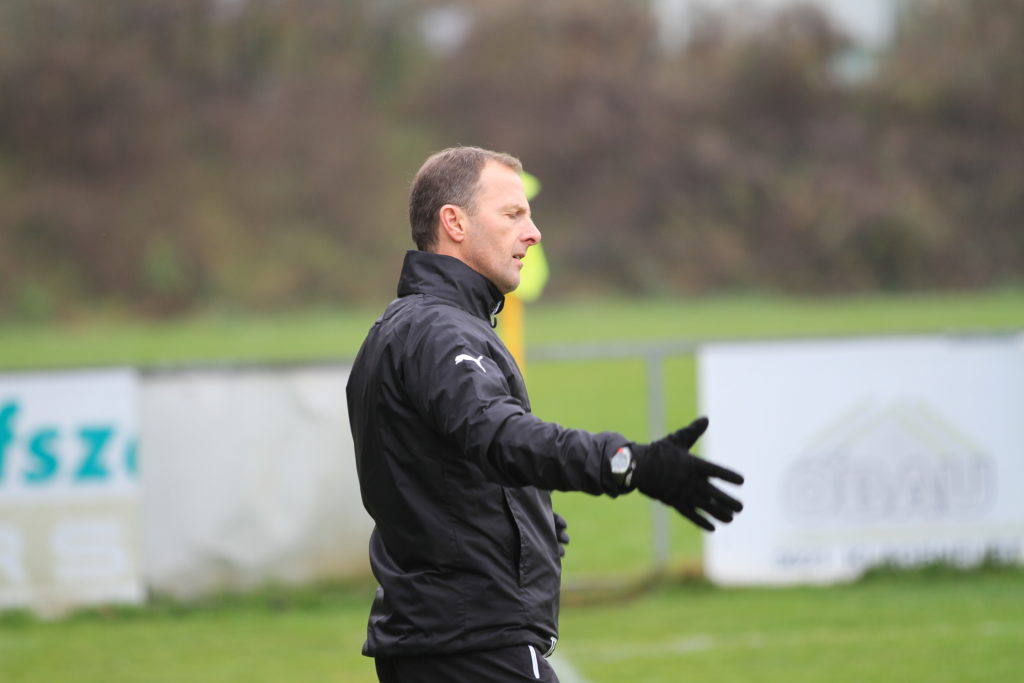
[0,368,143,614]
[699,334,1024,585]
[139,365,372,598]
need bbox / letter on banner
[0,368,143,614]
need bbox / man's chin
[491,272,520,295]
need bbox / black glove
[631,416,744,532]
[553,512,570,557]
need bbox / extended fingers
[697,481,743,513]
[677,497,738,531]
[553,513,570,545]
[676,505,715,532]
[700,496,737,524]
[696,458,744,486]
[665,416,709,451]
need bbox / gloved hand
[553,512,570,557]
[631,417,744,532]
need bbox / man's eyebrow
[502,203,530,214]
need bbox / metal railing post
[646,351,670,570]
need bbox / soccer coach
[347,146,745,682]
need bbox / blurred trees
[0,0,1021,319]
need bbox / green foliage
[1,0,1023,320]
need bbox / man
[347,146,744,682]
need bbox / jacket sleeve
[402,313,628,496]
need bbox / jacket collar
[397,250,505,324]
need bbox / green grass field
[1,288,1021,370]
[2,289,1023,682]
[556,565,1024,683]
[2,566,1022,683]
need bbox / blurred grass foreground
[2,563,1023,683]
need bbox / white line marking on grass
[571,620,1024,663]
[548,653,594,683]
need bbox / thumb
[663,416,709,451]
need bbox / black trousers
[375,645,560,683]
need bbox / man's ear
[438,204,467,244]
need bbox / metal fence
[531,340,703,571]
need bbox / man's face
[459,161,542,294]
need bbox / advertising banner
[0,368,142,614]
[139,365,371,598]
[699,334,1024,585]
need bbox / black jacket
[347,250,628,658]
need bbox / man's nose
[524,219,542,246]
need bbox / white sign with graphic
[0,368,142,613]
[699,334,1024,585]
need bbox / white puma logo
[454,353,486,373]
